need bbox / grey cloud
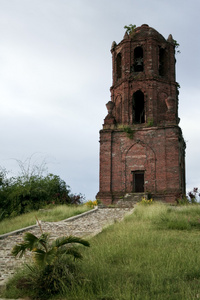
[0,0,200,199]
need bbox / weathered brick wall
[97,24,186,204]
[97,126,185,203]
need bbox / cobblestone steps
[0,207,134,292]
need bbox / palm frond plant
[12,232,89,266]
[11,231,90,298]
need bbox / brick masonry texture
[96,24,186,204]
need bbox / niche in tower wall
[159,47,167,77]
[133,91,145,123]
[116,53,122,79]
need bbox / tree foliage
[188,187,200,203]
[0,159,84,220]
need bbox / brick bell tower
[96,24,186,204]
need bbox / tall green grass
[0,204,90,235]
[153,204,200,230]
[3,203,200,299]
[63,203,200,299]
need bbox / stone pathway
[0,207,134,291]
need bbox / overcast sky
[0,0,200,200]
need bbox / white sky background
[0,0,200,200]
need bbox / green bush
[0,169,84,220]
[0,156,85,220]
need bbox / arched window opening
[116,53,122,79]
[159,48,166,76]
[134,47,143,72]
[133,91,145,124]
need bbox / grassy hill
[3,203,200,299]
[0,204,91,235]
[67,203,200,299]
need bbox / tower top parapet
[112,24,175,52]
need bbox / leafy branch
[173,39,181,54]
[124,24,136,35]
